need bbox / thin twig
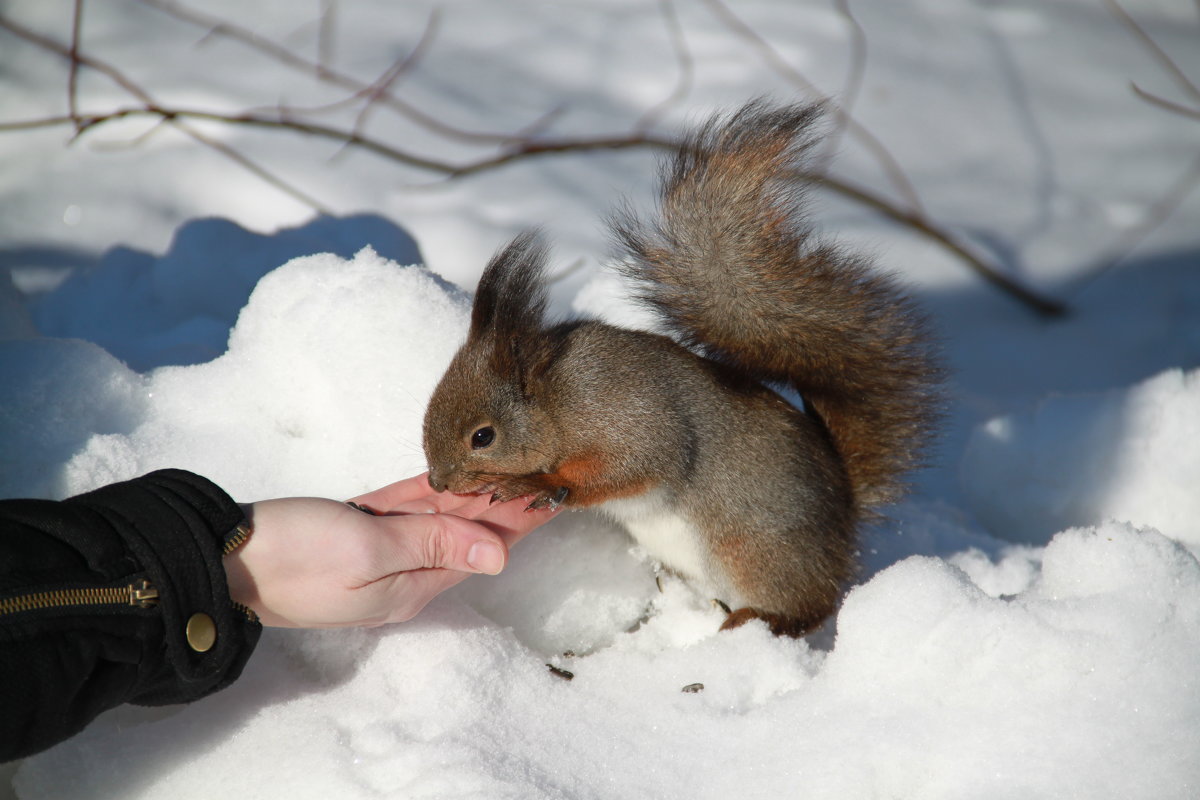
[103,115,173,149]
[442,134,677,177]
[349,8,440,145]
[807,173,1068,317]
[1070,149,1200,294]
[634,0,695,132]
[67,0,84,134]
[175,120,333,212]
[1132,82,1200,120]
[0,15,154,108]
[132,0,529,145]
[823,0,868,172]
[1105,0,1200,105]
[318,0,336,78]
[701,0,926,216]
[1076,0,1200,290]
[306,8,441,163]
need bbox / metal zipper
[231,601,259,623]
[222,522,252,557]
[0,578,159,617]
[0,521,259,624]
[223,521,259,623]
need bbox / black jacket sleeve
[0,469,262,762]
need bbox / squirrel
[422,101,942,636]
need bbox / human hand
[223,473,559,628]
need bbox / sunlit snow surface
[2,0,1199,796]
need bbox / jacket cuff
[64,469,262,705]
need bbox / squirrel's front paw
[525,486,569,511]
[488,485,526,505]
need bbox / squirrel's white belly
[598,490,710,584]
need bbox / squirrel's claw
[526,486,569,511]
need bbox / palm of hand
[225,474,557,628]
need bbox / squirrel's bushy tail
[612,100,941,510]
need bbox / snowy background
[2,0,1199,797]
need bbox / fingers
[352,471,562,556]
[474,499,562,547]
[351,473,495,516]
[348,472,438,510]
[376,513,510,576]
[389,492,495,518]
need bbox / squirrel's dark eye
[471,426,496,449]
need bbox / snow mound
[16,520,1200,799]
[962,367,1200,548]
[3,225,1198,797]
[56,246,462,502]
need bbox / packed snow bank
[8,243,1200,798]
[16,519,1200,799]
[963,367,1200,549]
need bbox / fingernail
[467,541,505,575]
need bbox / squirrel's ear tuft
[470,230,550,343]
[469,231,551,388]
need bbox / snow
[964,367,1200,547]
[2,0,1199,797]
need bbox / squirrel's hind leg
[719,606,826,638]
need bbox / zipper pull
[129,578,159,608]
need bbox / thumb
[382,514,509,576]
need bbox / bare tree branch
[347,8,440,148]
[0,15,152,105]
[132,0,531,145]
[0,6,1068,317]
[808,173,1068,317]
[0,14,330,214]
[0,103,673,177]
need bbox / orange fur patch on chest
[549,454,653,507]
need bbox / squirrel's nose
[427,472,447,493]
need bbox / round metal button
[186,612,216,653]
